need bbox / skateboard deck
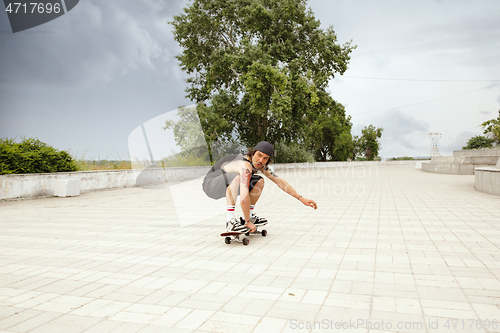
[220,226,268,246]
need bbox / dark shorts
[202,169,263,199]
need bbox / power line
[351,83,500,115]
[343,76,500,82]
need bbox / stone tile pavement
[1,164,500,333]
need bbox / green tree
[164,106,210,158]
[0,137,77,175]
[350,135,362,161]
[481,110,500,146]
[164,105,242,164]
[462,110,500,150]
[171,0,355,151]
[274,141,314,163]
[356,125,383,161]
[462,135,495,150]
[306,91,353,161]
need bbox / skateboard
[220,224,268,246]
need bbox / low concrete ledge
[475,167,500,196]
[54,179,80,197]
[421,161,475,175]
[0,166,211,200]
[273,160,417,171]
[1,161,417,200]
[454,148,500,157]
[422,149,500,175]
[474,157,500,196]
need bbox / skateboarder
[202,141,317,233]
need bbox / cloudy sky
[1,0,499,161]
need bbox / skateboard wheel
[261,230,267,237]
[225,237,231,244]
[243,238,249,246]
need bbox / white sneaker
[226,218,248,233]
[250,214,268,226]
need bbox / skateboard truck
[245,229,267,237]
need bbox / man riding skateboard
[202,141,317,233]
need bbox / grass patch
[74,159,131,171]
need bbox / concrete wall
[474,156,500,196]
[273,160,417,171]
[421,161,475,175]
[422,149,500,175]
[453,148,500,157]
[0,167,211,200]
[475,168,500,196]
[1,161,418,200]
[5,159,498,199]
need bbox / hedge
[0,137,77,175]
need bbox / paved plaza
[1,164,500,333]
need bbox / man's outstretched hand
[245,220,257,233]
[300,197,317,209]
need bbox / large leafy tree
[355,125,384,161]
[171,0,355,152]
[307,90,353,161]
[163,105,242,163]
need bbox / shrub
[389,156,414,161]
[0,137,77,175]
[462,135,495,150]
[274,142,315,163]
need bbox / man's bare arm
[239,166,256,231]
[264,168,318,209]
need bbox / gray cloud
[2,0,499,160]
[374,110,430,157]
[440,131,478,154]
[312,0,500,75]
[416,9,500,69]
[351,109,430,157]
[0,0,186,88]
[479,110,494,116]
[0,0,190,160]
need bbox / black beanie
[254,141,274,157]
